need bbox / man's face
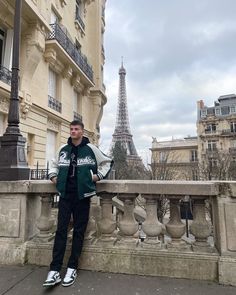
[70,125,84,140]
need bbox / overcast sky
[99,0,236,163]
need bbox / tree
[199,151,236,180]
[111,141,149,180]
[111,141,129,179]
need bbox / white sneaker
[43,270,61,287]
[62,268,77,287]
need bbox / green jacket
[48,137,113,199]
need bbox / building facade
[197,94,236,180]
[150,137,198,180]
[0,0,106,169]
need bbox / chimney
[197,100,204,110]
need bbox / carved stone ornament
[0,97,9,114]
[71,74,84,92]
[44,48,64,74]
[47,118,60,132]
[62,66,73,79]
[20,93,32,120]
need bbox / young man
[43,120,112,287]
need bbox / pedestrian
[43,120,113,287]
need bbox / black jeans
[50,194,90,271]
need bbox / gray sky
[100,0,236,163]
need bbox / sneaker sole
[43,278,61,287]
[62,275,77,287]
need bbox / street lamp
[0,0,29,180]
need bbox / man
[43,120,112,287]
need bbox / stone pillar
[141,194,163,245]
[166,198,185,245]
[117,193,139,245]
[36,194,54,240]
[190,197,212,247]
[97,193,116,242]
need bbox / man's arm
[88,143,113,180]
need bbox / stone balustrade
[0,180,236,286]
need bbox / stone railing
[0,180,236,286]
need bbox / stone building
[0,0,106,169]
[150,136,198,180]
[197,94,236,179]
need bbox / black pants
[50,194,90,271]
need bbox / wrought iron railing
[0,65,12,85]
[48,95,62,113]
[75,9,85,30]
[30,161,49,180]
[47,23,93,82]
[74,111,82,121]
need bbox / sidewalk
[0,265,235,295]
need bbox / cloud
[100,0,236,164]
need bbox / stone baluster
[36,194,54,240]
[117,193,139,245]
[141,194,163,245]
[190,197,212,248]
[84,195,100,242]
[97,193,116,242]
[165,197,186,246]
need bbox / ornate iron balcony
[48,95,62,113]
[75,10,85,31]
[74,111,82,121]
[0,65,12,85]
[47,23,93,82]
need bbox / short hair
[70,120,84,129]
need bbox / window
[48,68,61,112]
[75,0,85,30]
[76,0,82,18]
[192,170,199,180]
[190,150,198,162]
[230,139,236,148]
[50,10,59,24]
[0,27,13,70]
[205,123,216,133]
[201,109,206,117]
[230,122,236,133]
[208,140,217,151]
[230,106,236,114]
[46,130,57,168]
[73,89,82,121]
[159,151,166,163]
[48,68,57,98]
[0,28,5,66]
[215,108,221,115]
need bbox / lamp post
[0,0,30,180]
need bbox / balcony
[73,111,82,121]
[222,129,236,136]
[48,95,62,113]
[0,65,12,85]
[0,180,236,286]
[46,23,93,83]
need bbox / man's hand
[51,177,57,184]
[92,175,99,182]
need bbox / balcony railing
[73,111,82,121]
[48,95,62,113]
[1,180,236,285]
[75,10,85,31]
[222,129,236,135]
[0,65,12,85]
[47,23,93,82]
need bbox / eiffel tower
[111,61,143,164]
